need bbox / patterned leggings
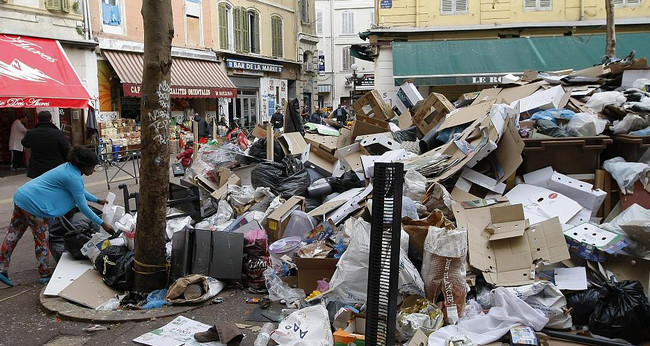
[0,204,51,276]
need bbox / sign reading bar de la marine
[123,84,237,99]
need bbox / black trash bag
[251,161,310,199]
[48,218,66,262]
[565,287,600,326]
[94,245,135,291]
[277,169,310,199]
[330,170,365,193]
[248,138,285,162]
[588,280,650,344]
[58,212,101,260]
[284,98,304,135]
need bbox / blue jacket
[14,163,102,225]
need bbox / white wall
[62,45,99,102]
[375,45,398,99]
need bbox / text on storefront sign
[226,59,283,73]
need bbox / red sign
[123,84,237,99]
[0,35,91,108]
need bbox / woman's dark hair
[68,146,99,169]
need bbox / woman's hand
[101,222,115,235]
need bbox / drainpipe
[579,0,584,21]
[84,0,93,41]
[415,0,419,26]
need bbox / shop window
[441,0,467,15]
[101,0,121,26]
[612,0,640,7]
[46,0,70,12]
[316,11,323,35]
[342,46,354,71]
[341,11,354,35]
[234,7,249,53]
[271,15,283,57]
[524,0,552,11]
[218,2,233,50]
[248,10,260,54]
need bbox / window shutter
[524,0,537,9]
[441,0,453,14]
[46,0,62,11]
[219,4,228,49]
[242,10,249,53]
[626,0,640,4]
[277,19,283,57]
[342,12,354,34]
[455,0,467,13]
[611,0,624,5]
[233,7,241,52]
[272,17,281,57]
[342,47,350,70]
[539,0,552,9]
[61,0,70,12]
[316,11,323,35]
[252,12,260,53]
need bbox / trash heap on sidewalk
[45,55,650,346]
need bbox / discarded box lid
[412,92,454,134]
[486,204,530,241]
[352,89,394,121]
[564,223,627,261]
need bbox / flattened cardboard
[308,199,347,218]
[438,100,494,132]
[458,167,506,195]
[505,184,582,225]
[497,82,543,104]
[279,132,308,156]
[487,204,529,240]
[44,253,94,296]
[252,124,267,138]
[352,89,393,121]
[295,257,339,293]
[398,109,413,129]
[493,119,525,183]
[351,114,390,140]
[305,133,338,154]
[471,87,502,105]
[266,196,306,241]
[454,200,570,286]
[359,134,400,155]
[412,92,455,134]
[58,269,122,309]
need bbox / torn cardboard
[486,204,530,241]
[351,114,391,140]
[359,134,400,155]
[352,89,394,121]
[438,100,495,132]
[564,223,627,261]
[295,257,338,293]
[412,92,455,134]
[505,184,582,225]
[279,132,309,157]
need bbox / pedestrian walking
[308,108,324,124]
[21,111,70,178]
[9,114,27,170]
[270,106,284,132]
[0,146,114,287]
[334,104,348,125]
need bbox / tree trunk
[605,0,616,57]
[134,0,174,293]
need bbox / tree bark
[605,0,616,57]
[134,0,174,293]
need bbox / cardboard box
[389,82,424,116]
[266,196,306,241]
[505,183,582,225]
[453,200,570,286]
[351,114,390,140]
[455,167,507,195]
[359,134,400,156]
[512,85,570,114]
[295,257,338,293]
[438,100,494,132]
[251,124,267,138]
[336,142,363,172]
[564,223,627,261]
[486,204,529,241]
[352,89,394,121]
[412,92,455,134]
[492,119,525,183]
[278,132,309,157]
[306,144,338,176]
[305,133,338,154]
[337,127,353,148]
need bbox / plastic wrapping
[396,296,444,342]
[420,226,467,324]
[270,305,332,346]
[244,229,272,291]
[567,113,607,136]
[535,119,569,137]
[588,280,650,344]
[93,245,134,291]
[530,108,575,123]
[81,233,110,263]
[602,157,650,194]
[282,210,318,240]
[228,185,257,208]
[585,91,627,113]
[611,113,649,134]
[404,169,427,202]
[165,215,192,240]
[505,281,572,329]
[263,267,306,304]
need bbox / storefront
[0,35,91,166]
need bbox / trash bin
[521,135,612,175]
[607,134,650,162]
[112,144,121,162]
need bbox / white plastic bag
[271,305,333,346]
[585,91,627,113]
[611,113,649,134]
[227,185,256,208]
[505,281,572,329]
[80,233,109,263]
[567,113,607,136]
[264,267,306,303]
[165,215,192,239]
[602,157,650,194]
[404,169,427,201]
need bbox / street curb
[39,287,209,323]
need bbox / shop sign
[124,84,237,98]
[226,58,283,73]
[356,74,375,87]
[380,0,392,8]
[0,97,52,107]
[318,54,325,75]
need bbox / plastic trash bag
[93,245,134,291]
[248,138,285,162]
[404,169,427,202]
[565,288,600,326]
[585,91,627,113]
[142,289,171,309]
[283,210,318,240]
[396,296,444,342]
[264,267,306,304]
[588,280,650,344]
[536,119,569,137]
[251,162,310,199]
[505,281,572,329]
[421,226,467,324]
[271,304,333,346]
[602,157,650,194]
[567,113,607,136]
[228,185,256,208]
[611,113,649,134]
[244,229,272,291]
[81,233,110,263]
[165,215,192,240]
[402,197,419,220]
[530,108,575,123]
[166,274,225,304]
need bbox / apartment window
[612,0,640,7]
[13,0,40,8]
[342,46,354,70]
[441,0,467,15]
[186,0,201,46]
[316,11,323,35]
[301,0,309,23]
[248,10,260,54]
[271,15,283,57]
[218,3,232,50]
[342,11,354,35]
[46,0,70,12]
[523,0,552,11]
[233,7,249,52]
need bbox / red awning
[0,35,91,108]
[104,50,238,99]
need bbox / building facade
[315,0,375,109]
[366,0,650,100]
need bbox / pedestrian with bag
[0,146,114,287]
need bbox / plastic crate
[609,134,650,162]
[521,135,612,175]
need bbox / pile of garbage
[45,55,650,346]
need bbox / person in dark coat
[335,104,348,124]
[308,108,324,124]
[22,111,70,178]
[270,106,283,132]
[194,114,210,139]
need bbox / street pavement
[0,164,264,346]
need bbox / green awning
[393,32,650,86]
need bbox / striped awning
[104,50,237,98]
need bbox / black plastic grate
[365,162,403,346]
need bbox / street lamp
[350,63,358,103]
